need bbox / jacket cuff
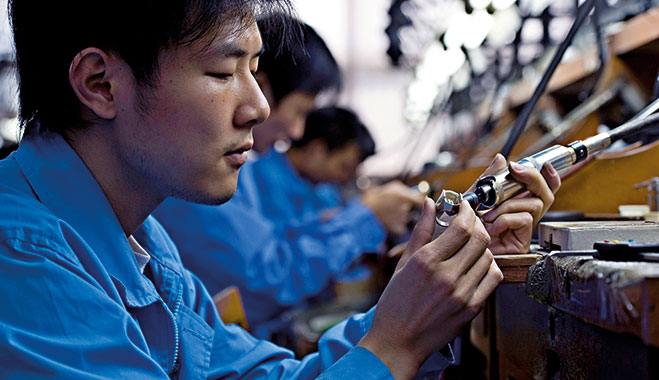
[317,346,394,380]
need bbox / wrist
[357,331,421,380]
[359,194,376,212]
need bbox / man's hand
[358,197,503,380]
[361,181,425,235]
[473,154,561,254]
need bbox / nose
[234,74,270,128]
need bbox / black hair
[292,106,375,160]
[257,15,341,105]
[8,0,294,136]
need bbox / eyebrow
[206,43,264,60]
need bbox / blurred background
[294,0,654,180]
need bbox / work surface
[471,219,659,379]
[528,251,659,346]
[473,250,659,380]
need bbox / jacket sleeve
[188,268,450,380]
[149,213,395,380]
[188,266,394,380]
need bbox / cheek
[326,162,344,181]
[171,92,226,140]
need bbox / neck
[65,129,162,236]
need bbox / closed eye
[207,73,233,80]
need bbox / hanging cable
[500,0,597,158]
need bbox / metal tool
[435,112,659,226]
[634,177,659,211]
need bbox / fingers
[394,185,426,207]
[361,181,425,235]
[482,197,542,230]
[541,162,561,194]
[484,211,533,238]
[466,260,503,312]
[387,242,407,259]
[445,210,491,275]
[385,181,426,206]
[398,198,436,268]
[447,248,502,321]
[454,248,494,299]
[428,201,490,264]
[508,161,555,223]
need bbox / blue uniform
[251,149,344,225]
[0,134,394,379]
[154,155,386,329]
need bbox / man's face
[306,142,362,184]
[253,90,316,152]
[113,20,269,205]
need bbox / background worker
[252,106,377,226]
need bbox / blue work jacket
[251,149,344,226]
[0,134,394,379]
[153,155,386,330]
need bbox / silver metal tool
[435,112,659,226]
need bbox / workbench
[472,221,659,380]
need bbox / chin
[172,185,237,206]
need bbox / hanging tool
[435,112,659,227]
[500,0,597,159]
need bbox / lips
[224,141,253,167]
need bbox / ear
[68,48,121,120]
[254,71,276,108]
[306,139,328,153]
[303,139,329,161]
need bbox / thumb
[398,197,436,269]
[481,153,507,176]
[467,154,507,193]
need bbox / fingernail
[491,153,503,166]
[546,163,557,176]
[482,210,494,222]
[510,161,525,172]
[424,197,434,215]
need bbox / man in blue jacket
[154,16,427,335]
[0,1,560,379]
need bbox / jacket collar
[14,133,160,308]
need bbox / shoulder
[0,156,88,267]
[0,191,86,272]
[0,178,71,244]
